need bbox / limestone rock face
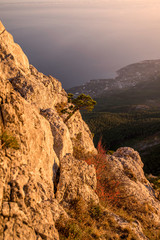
[40,108,73,159]
[9,65,67,110]
[0,21,98,239]
[0,21,67,109]
[107,147,160,226]
[56,154,99,204]
[0,23,29,79]
[0,20,96,156]
[13,65,67,109]
[0,21,5,34]
[0,77,62,239]
[0,77,59,178]
[66,111,97,156]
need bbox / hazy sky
[1,0,160,88]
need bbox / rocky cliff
[0,21,159,240]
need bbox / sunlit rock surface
[0,21,159,240]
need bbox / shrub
[89,202,103,221]
[55,218,82,240]
[0,130,20,150]
[85,139,120,205]
[55,102,68,116]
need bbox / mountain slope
[0,21,160,240]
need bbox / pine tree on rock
[62,93,96,123]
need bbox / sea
[1,0,160,88]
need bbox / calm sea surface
[1,0,160,88]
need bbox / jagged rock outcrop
[0,21,96,160]
[0,21,97,240]
[107,147,160,227]
[9,65,67,110]
[56,154,99,204]
[0,21,159,239]
[0,21,29,78]
[66,111,96,156]
[40,108,73,160]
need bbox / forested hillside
[93,76,160,112]
[83,75,160,176]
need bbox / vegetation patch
[84,139,121,206]
[55,102,68,116]
[55,197,138,240]
[0,129,20,150]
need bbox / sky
[1,0,160,88]
[1,0,160,6]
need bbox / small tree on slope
[62,93,96,123]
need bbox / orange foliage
[85,139,120,205]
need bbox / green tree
[63,93,96,123]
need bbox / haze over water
[1,0,160,88]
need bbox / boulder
[56,154,99,204]
[105,147,160,226]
